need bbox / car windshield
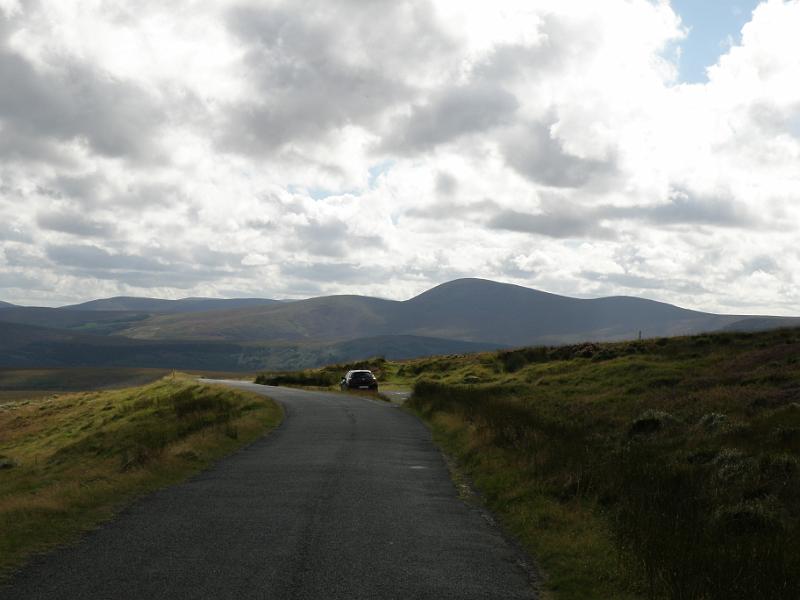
[351,372,374,379]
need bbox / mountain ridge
[3,278,798,370]
[114,277,772,346]
[62,296,281,313]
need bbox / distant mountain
[392,279,740,345]
[0,301,16,308]
[62,296,280,313]
[4,279,798,371]
[117,278,759,346]
[0,298,281,336]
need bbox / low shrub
[627,410,679,437]
[410,373,800,599]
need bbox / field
[0,375,282,577]
[259,328,800,600]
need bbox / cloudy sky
[0,0,798,314]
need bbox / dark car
[340,370,378,391]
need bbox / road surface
[1,382,537,599]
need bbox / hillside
[120,295,401,342]
[0,297,283,336]
[0,321,252,370]
[62,296,280,313]
[117,278,777,346]
[0,321,501,371]
[0,301,15,308]
[0,306,150,334]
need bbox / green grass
[0,367,257,408]
[268,328,800,599]
[0,374,282,577]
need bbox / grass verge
[0,374,282,578]
[410,398,638,600]
[405,329,800,600]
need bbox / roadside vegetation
[255,357,389,388]
[266,328,800,599]
[0,374,282,577]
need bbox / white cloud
[0,0,798,315]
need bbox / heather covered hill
[117,278,762,346]
[0,321,501,371]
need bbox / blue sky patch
[368,160,395,188]
[671,0,762,83]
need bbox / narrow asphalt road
[1,382,538,599]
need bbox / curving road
[1,382,538,599]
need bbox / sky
[0,0,798,315]
[671,0,761,82]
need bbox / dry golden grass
[0,374,281,577]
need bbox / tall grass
[408,329,800,599]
